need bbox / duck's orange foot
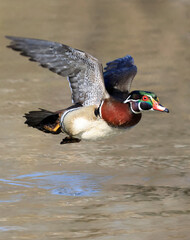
[43,123,61,134]
[60,137,81,144]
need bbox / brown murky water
[0,0,190,239]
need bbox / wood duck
[6,36,169,144]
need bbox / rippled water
[0,0,190,239]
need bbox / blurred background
[0,0,190,239]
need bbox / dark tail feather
[24,108,61,134]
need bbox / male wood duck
[6,36,169,144]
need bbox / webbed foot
[60,137,81,144]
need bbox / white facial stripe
[124,96,141,114]
[138,102,143,111]
[123,95,131,103]
[130,102,141,114]
[124,99,139,103]
[147,95,153,101]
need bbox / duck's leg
[60,137,81,144]
[43,122,60,133]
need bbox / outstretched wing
[6,36,108,106]
[103,55,137,102]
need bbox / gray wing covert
[6,36,108,106]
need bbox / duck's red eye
[142,96,149,101]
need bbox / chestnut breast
[100,99,141,128]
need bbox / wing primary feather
[6,36,109,106]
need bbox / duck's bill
[152,100,169,113]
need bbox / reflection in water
[1,170,190,203]
[0,171,111,197]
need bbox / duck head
[124,90,169,114]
